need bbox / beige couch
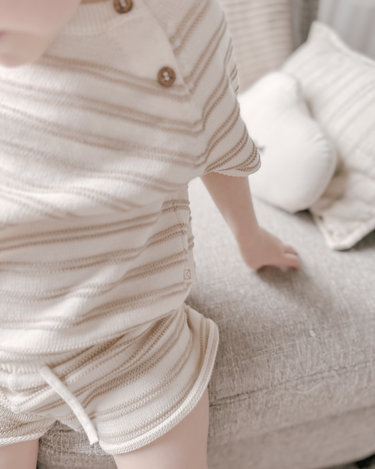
[38,176,375,469]
[37,1,375,468]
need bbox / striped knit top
[0,0,260,359]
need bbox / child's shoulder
[142,0,225,48]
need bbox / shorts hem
[99,314,219,456]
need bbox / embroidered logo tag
[184,265,196,283]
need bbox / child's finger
[282,252,301,269]
[284,244,298,255]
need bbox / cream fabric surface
[0,305,218,454]
[239,71,336,213]
[283,21,375,250]
[218,0,294,91]
[0,0,259,453]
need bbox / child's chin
[0,52,41,68]
[0,37,49,68]
[0,53,21,68]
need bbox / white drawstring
[39,365,99,445]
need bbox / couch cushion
[206,405,375,469]
[282,22,375,250]
[186,177,375,445]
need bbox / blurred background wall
[290,0,319,49]
[318,0,375,60]
[218,0,294,91]
[219,0,375,93]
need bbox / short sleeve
[144,0,261,179]
[190,0,261,178]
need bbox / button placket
[114,0,133,14]
[158,67,176,87]
[112,1,178,88]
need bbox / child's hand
[237,226,300,270]
[200,172,301,271]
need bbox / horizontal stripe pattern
[0,0,257,452]
[0,0,259,353]
[0,305,219,454]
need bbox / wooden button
[114,0,133,14]
[158,67,176,87]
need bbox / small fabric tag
[183,264,196,283]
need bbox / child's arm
[200,172,300,270]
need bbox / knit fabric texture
[0,0,259,453]
[0,0,260,356]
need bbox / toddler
[0,0,300,468]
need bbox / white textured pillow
[239,71,336,213]
[283,22,375,250]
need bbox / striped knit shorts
[0,304,219,455]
